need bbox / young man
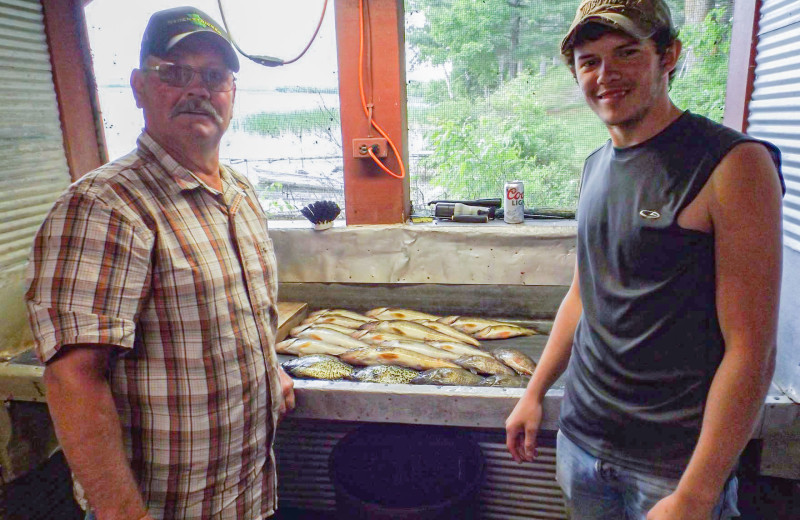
[26,7,294,520]
[505,1,784,519]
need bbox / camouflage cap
[561,0,675,57]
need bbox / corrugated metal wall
[0,0,70,272]
[275,419,568,519]
[0,0,70,358]
[747,0,800,401]
[747,0,800,252]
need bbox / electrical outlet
[352,138,388,158]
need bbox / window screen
[86,1,733,220]
[85,0,341,221]
[405,0,736,213]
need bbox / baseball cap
[561,0,675,56]
[140,6,240,72]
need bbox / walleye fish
[290,322,357,337]
[308,309,376,322]
[359,320,459,343]
[379,339,462,361]
[295,327,372,350]
[427,340,493,359]
[453,355,516,376]
[282,353,337,369]
[492,348,537,375]
[413,320,481,346]
[339,347,459,371]
[366,307,442,321]
[348,365,419,384]
[282,354,354,380]
[275,337,307,354]
[303,315,366,329]
[479,374,531,388]
[352,329,415,345]
[437,316,509,334]
[410,367,484,386]
[473,324,537,340]
[308,308,330,318]
[275,338,353,357]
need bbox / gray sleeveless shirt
[559,111,782,477]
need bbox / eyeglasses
[144,63,235,92]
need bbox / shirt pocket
[239,236,278,324]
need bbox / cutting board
[277,302,309,342]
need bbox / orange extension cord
[358,0,406,179]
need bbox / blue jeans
[556,431,739,520]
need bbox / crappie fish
[413,320,481,346]
[282,354,354,380]
[350,329,409,345]
[308,309,376,322]
[473,324,537,340]
[359,320,459,343]
[492,348,537,375]
[290,322,357,337]
[366,307,442,321]
[275,338,352,357]
[303,315,366,329]
[453,355,516,376]
[379,339,462,361]
[479,374,531,388]
[348,365,419,384]
[427,340,493,359]
[295,327,372,350]
[410,368,484,386]
[339,347,459,371]
[437,316,508,334]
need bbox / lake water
[98,87,435,216]
[99,87,343,164]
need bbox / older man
[505,1,783,519]
[26,7,293,519]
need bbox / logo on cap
[639,209,661,219]
[177,13,224,37]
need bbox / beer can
[504,180,524,224]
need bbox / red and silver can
[503,180,524,224]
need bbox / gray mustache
[170,98,223,125]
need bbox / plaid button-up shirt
[26,132,283,519]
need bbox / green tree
[406,0,574,96]
[671,6,731,121]
[406,1,734,209]
[420,72,582,206]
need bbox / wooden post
[334,0,410,224]
[42,0,107,180]
[723,0,761,132]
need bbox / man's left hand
[646,491,715,520]
[278,368,295,416]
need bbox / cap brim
[561,13,654,55]
[168,30,240,72]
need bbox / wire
[358,0,406,179]
[217,0,328,67]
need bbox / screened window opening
[404,0,736,214]
[85,0,341,220]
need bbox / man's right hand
[44,345,150,520]
[505,394,543,463]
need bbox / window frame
[62,0,760,223]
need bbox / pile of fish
[277,307,539,388]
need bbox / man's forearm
[676,345,775,504]
[45,353,149,520]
